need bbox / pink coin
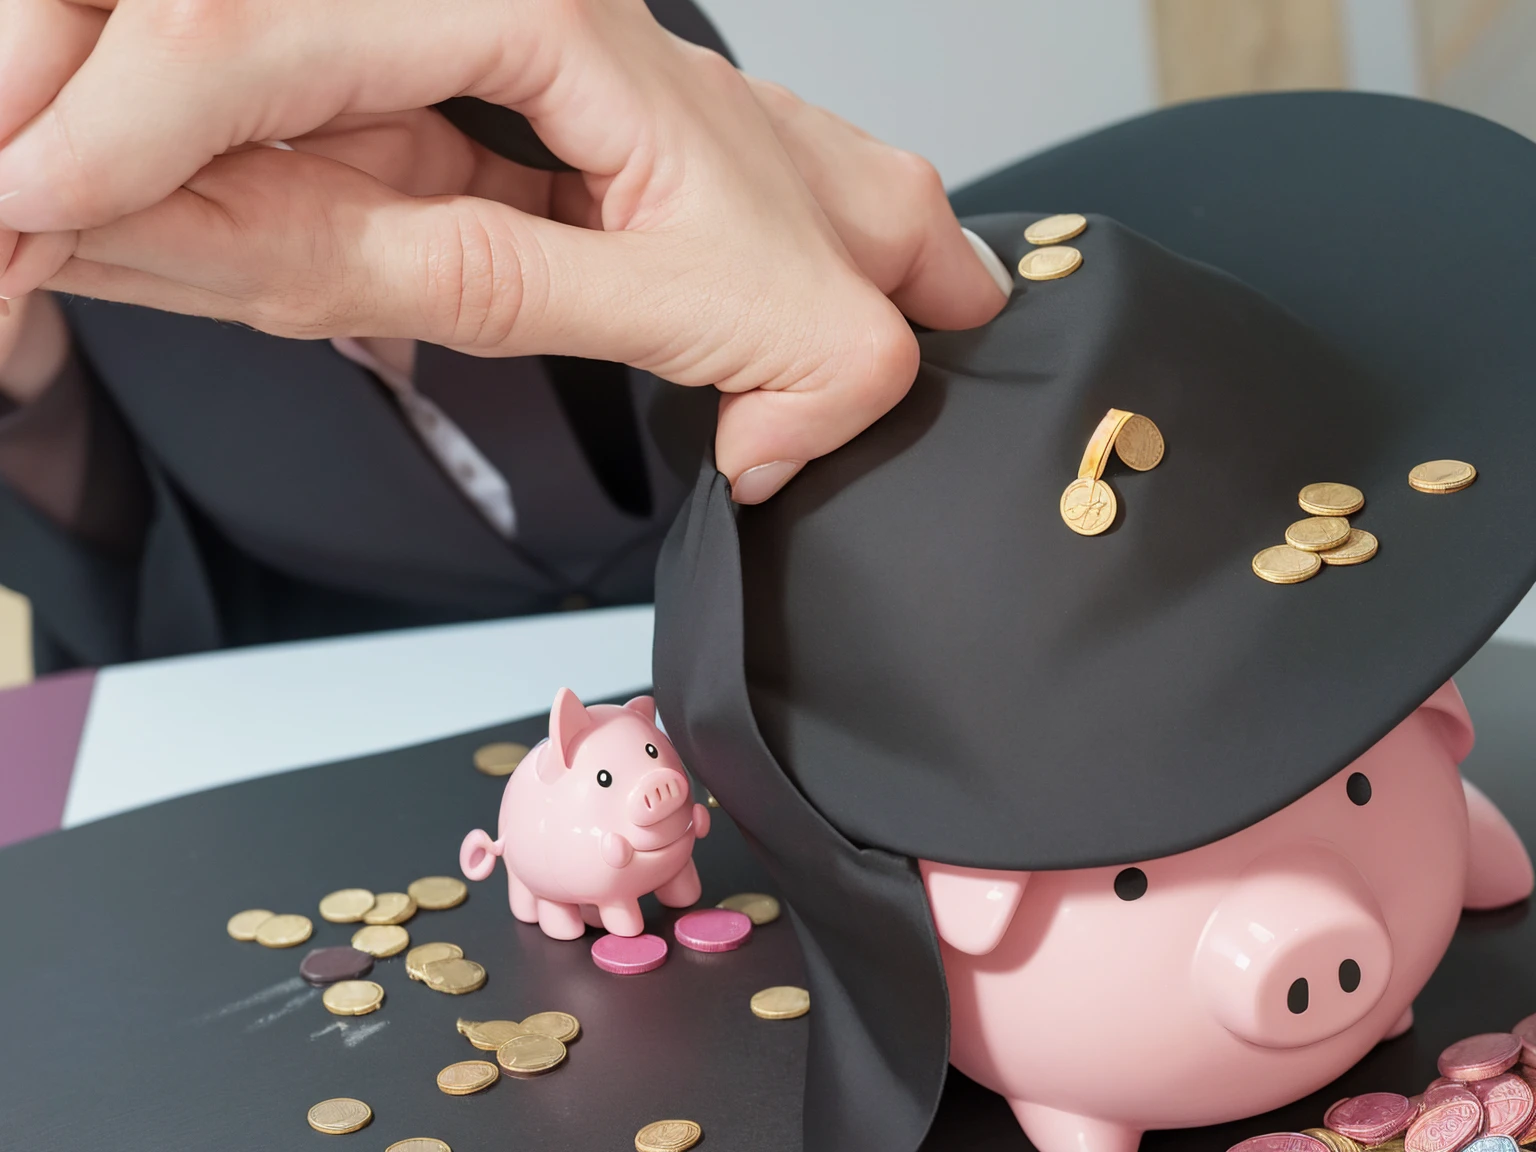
[1513,1014,1536,1067]
[590,932,668,975]
[1406,1098,1486,1152]
[673,909,753,953]
[1440,1035,1523,1082]
[1426,1084,1482,1110]
[1326,1093,1416,1144]
[1471,1074,1535,1138]
[1227,1134,1330,1152]
[1516,1106,1536,1146]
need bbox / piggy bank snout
[626,768,691,827]
[1193,846,1392,1049]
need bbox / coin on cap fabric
[1323,1093,1416,1144]
[408,876,468,910]
[226,909,274,941]
[255,913,313,949]
[319,888,376,923]
[1302,1129,1363,1152]
[1472,1074,1535,1137]
[717,892,781,926]
[591,933,669,975]
[520,1012,580,1043]
[1319,529,1379,567]
[750,985,811,1020]
[1024,213,1087,246]
[496,1033,567,1076]
[1078,408,1136,481]
[1299,482,1365,517]
[1018,245,1083,281]
[363,892,417,925]
[1060,477,1117,536]
[322,980,385,1016]
[1226,1135,1330,1152]
[1440,1034,1523,1081]
[674,908,753,953]
[1253,545,1322,585]
[385,1140,452,1152]
[473,742,529,776]
[307,1097,373,1135]
[299,946,375,986]
[437,1060,499,1096]
[1409,460,1477,494]
[1285,516,1352,553]
[1407,1097,1485,1152]
[1114,414,1166,472]
[350,924,410,958]
[422,957,486,995]
[635,1119,704,1152]
[406,942,463,981]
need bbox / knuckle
[886,148,947,212]
[426,201,533,350]
[138,0,243,46]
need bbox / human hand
[0,0,1013,502]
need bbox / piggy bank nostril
[1339,958,1361,993]
[1287,978,1309,1014]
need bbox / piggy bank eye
[597,770,613,788]
[1346,773,1372,806]
[645,743,659,759]
[1114,867,1148,901]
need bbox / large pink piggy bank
[922,681,1534,1152]
[460,689,710,940]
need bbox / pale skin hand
[0,0,1013,502]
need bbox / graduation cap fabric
[653,93,1536,1152]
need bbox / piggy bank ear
[623,695,657,723]
[1419,679,1475,765]
[546,688,592,778]
[919,860,1029,957]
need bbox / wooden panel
[1152,0,1347,104]
[0,584,33,689]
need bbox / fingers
[0,229,78,299]
[0,0,106,145]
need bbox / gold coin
[1409,459,1476,493]
[1113,414,1165,472]
[406,942,463,981]
[464,1020,527,1050]
[705,793,720,808]
[1024,213,1087,246]
[363,892,417,925]
[408,876,468,911]
[350,924,410,958]
[1017,245,1082,281]
[322,980,385,1017]
[226,909,274,941]
[385,1141,452,1152]
[520,1011,580,1043]
[717,892,781,926]
[750,985,811,1020]
[436,1060,499,1096]
[1319,528,1378,566]
[455,1018,477,1036]
[473,742,529,776]
[1297,482,1364,517]
[1252,545,1322,585]
[422,957,486,995]
[307,1097,373,1135]
[1303,1128,1363,1152]
[254,913,313,949]
[1368,1140,1405,1152]
[319,888,376,923]
[1284,516,1351,552]
[1060,477,1117,536]
[496,1032,567,1076]
[1077,408,1135,481]
[635,1119,703,1152]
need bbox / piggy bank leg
[596,898,646,937]
[1463,778,1535,909]
[506,868,539,924]
[536,899,588,940]
[1012,1101,1142,1152]
[654,859,702,909]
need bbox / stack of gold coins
[1020,213,1087,282]
[1253,482,1377,586]
[1060,408,1166,536]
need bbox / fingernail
[261,140,295,151]
[962,226,1014,300]
[731,459,804,505]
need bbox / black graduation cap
[652,93,1536,1152]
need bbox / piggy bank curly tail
[460,829,505,881]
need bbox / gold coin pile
[473,742,529,777]
[635,1119,704,1152]
[496,1032,568,1078]
[457,1011,581,1051]
[406,942,464,981]
[226,910,314,949]
[1019,213,1086,282]
[1409,458,1477,494]
[1060,408,1166,536]
[750,985,811,1021]
[1253,482,1376,585]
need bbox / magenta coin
[1471,1074,1535,1137]
[1227,1134,1329,1152]
[591,932,668,975]
[298,946,374,986]
[1440,1035,1523,1082]
[672,909,753,953]
[1425,1084,1481,1110]
[1406,1098,1485,1152]
[1513,1014,1536,1067]
[1325,1093,1416,1143]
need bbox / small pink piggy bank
[460,689,710,940]
[923,681,1535,1152]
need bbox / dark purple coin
[299,946,374,986]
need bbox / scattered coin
[408,876,468,911]
[363,892,417,925]
[750,985,811,1021]
[1253,545,1322,586]
[319,888,376,924]
[299,946,375,986]
[1407,1097,1483,1152]
[1319,529,1379,567]
[1018,245,1082,281]
[591,933,669,975]
[307,1097,373,1135]
[1299,482,1365,517]
[496,1032,567,1076]
[254,913,314,949]
[1471,1073,1534,1136]
[1409,460,1477,494]
[704,793,720,808]
[1464,1138,1520,1152]
[520,1012,581,1044]
[226,909,274,941]
[350,924,411,958]
[421,957,486,995]
[1512,1013,1536,1064]
[1323,1093,1415,1144]
[1441,1034,1523,1081]
[473,742,529,777]
[1060,477,1117,536]
[1303,1129,1363,1152]
[717,892,781,926]
[1285,516,1352,553]
[635,1119,704,1152]
[1024,213,1087,246]
[406,942,463,981]
[1114,414,1165,472]
[674,908,753,953]
[322,980,385,1017]
[437,1060,500,1096]
[385,1140,452,1152]
[1227,1136,1329,1152]
[463,1020,528,1050]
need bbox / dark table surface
[4,641,1536,1152]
